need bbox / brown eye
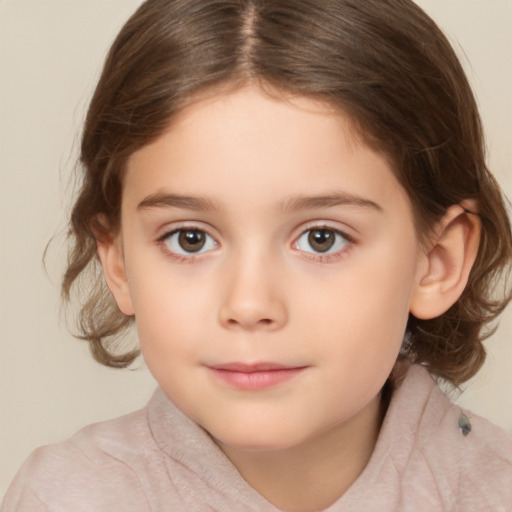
[178,230,206,252]
[296,227,350,256]
[308,229,336,252]
[163,229,217,255]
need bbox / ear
[96,235,135,317]
[410,201,481,320]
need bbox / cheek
[129,267,228,374]
[299,243,418,357]
[127,271,202,357]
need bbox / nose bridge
[218,242,287,330]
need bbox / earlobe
[410,201,481,320]
[96,236,135,317]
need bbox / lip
[206,362,308,391]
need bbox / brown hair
[63,0,512,385]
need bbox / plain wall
[1,0,511,497]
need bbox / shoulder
[395,365,512,509]
[3,405,155,512]
[427,400,512,509]
[3,388,272,512]
[454,405,512,468]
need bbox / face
[108,86,428,452]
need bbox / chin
[218,438,301,454]
[207,423,312,453]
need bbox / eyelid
[291,221,356,261]
[292,220,356,243]
[155,220,218,241]
[155,222,220,260]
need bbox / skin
[99,86,479,511]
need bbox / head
[64,0,511,390]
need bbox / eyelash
[156,225,217,263]
[155,223,355,263]
[292,224,354,263]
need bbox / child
[4,0,512,510]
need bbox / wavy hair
[63,0,512,385]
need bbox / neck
[217,393,383,512]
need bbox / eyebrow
[281,192,382,213]
[137,193,218,212]
[136,191,382,214]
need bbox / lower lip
[208,367,306,391]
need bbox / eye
[163,229,217,255]
[295,227,350,254]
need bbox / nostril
[218,291,288,331]
[224,316,275,329]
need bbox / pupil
[308,229,335,253]
[178,230,205,252]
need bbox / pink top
[4,364,512,511]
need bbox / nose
[218,251,288,331]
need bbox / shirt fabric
[4,364,512,511]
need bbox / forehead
[123,85,410,218]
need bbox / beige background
[1,0,511,498]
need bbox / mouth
[206,362,308,390]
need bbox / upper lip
[208,362,305,373]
